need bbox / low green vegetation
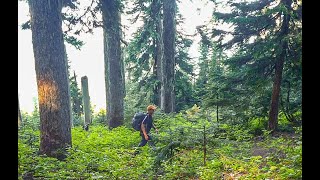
[18,106,302,179]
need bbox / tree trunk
[73,71,82,118]
[119,15,126,99]
[65,46,73,128]
[101,0,124,128]
[268,0,291,132]
[29,0,72,159]
[268,54,285,132]
[81,76,91,126]
[18,95,22,127]
[203,125,207,166]
[216,93,219,123]
[152,0,163,107]
[103,28,110,121]
[161,0,176,113]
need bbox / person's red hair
[147,105,157,111]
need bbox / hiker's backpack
[132,112,147,131]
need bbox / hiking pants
[138,133,155,147]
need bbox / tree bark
[268,0,291,132]
[73,71,82,118]
[216,93,219,123]
[101,0,125,128]
[65,46,73,128]
[29,0,72,159]
[152,0,163,107]
[161,0,176,113]
[81,76,91,126]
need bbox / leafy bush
[18,109,302,179]
[278,112,295,132]
[20,111,40,130]
[91,108,107,125]
[18,125,156,179]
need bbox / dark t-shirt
[141,113,153,134]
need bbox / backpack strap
[141,114,148,124]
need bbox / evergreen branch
[131,11,142,24]
[120,38,128,46]
[220,13,279,37]
[63,0,97,34]
[215,13,280,49]
[137,62,154,89]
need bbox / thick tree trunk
[101,0,124,128]
[268,54,285,132]
[152,0,163,107]
[119,15,126,99]
[81,76,91,126]
[29,0,72,159]
[18,95,22,127]
[65,46,73,128]
[161,0,176,113]
[268,0,291,132]
[103,28,110,121]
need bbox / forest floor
[18,125,302,179]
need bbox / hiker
[138,105,159,149]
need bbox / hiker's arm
[152,123,158,134]
[141,123,149,140]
